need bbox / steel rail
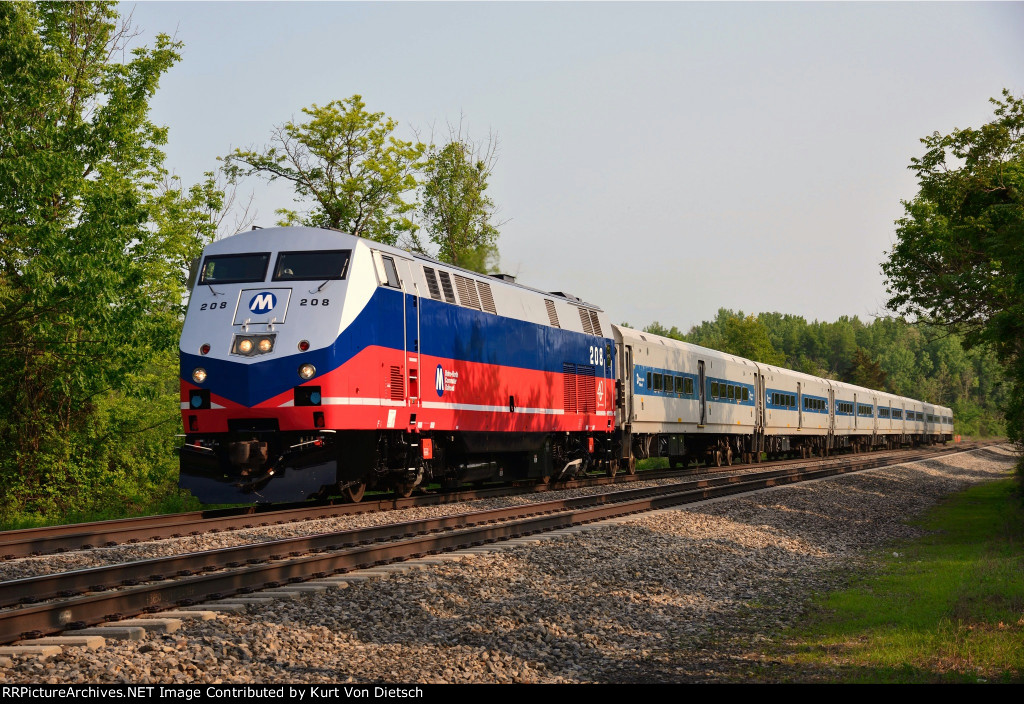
[0,443,978,560]
[0,443,979,644]
[0,471,685,559]
[0,463,826,608]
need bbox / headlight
[298,363,316,380]
[192,368,207,384]
[232,334,276,356]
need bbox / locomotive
[178,226,953,504]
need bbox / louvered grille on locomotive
[477,281,497,314]
[577,364,596,413]
[563,363,577,413]
[390,365,404,400]
[437,270,457,304]
[578,307,594,335]
[544,299,560,327]
[422,266,442,300]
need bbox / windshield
[273,250,351,281]
[199,253,270,284]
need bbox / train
[178,226,954,504]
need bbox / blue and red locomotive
[179,227,616,503]
[179,226,953,504]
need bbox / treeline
[640,310,1006,437]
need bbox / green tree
[847,348,889,390]
[643,321,686,340]
[223,95,425,245]
[414,135,501,273]
[681,310,785,366]
[0,2,216,517]
[721,314,787,366]
[882,90,1024,443]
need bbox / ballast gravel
[0,445,1016,683]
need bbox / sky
[122,1,1024,331]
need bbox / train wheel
[344,482,366,503]
[726,447,733,466]
[627,457,637,475]
[714,450,722,467]
[753,450,761,463]
[395,482,415,498]
[607,460,619,478]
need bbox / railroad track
[0,442,981,561]
[0,442,980,645]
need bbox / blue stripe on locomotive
[181,287,615,407]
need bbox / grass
[778,478,1024,683]
[0,491,208,532]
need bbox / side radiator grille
[390,365,405,400]
[563,363,577,414]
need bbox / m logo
[435,364,444,397]
[249,292,277,314]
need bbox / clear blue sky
[123,1,1024,331]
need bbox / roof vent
[549,291,582,303]
[491,273,516,283]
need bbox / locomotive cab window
[199,253,270,284]
[273,250,351,281]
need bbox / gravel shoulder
[1,444,1016,683]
